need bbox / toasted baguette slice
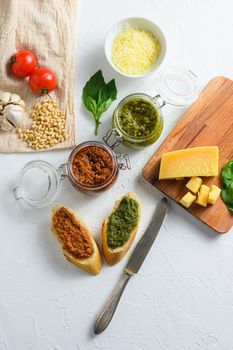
[102,192,141,266]
[51,205,102,275]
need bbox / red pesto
[71,145,114,186]
[53,207,93,259]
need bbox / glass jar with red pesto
[67,141,120,194]
[13,141,130,207]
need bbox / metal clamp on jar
[104,66,199,148]
[13,141,131,208]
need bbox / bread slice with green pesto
[51,205,102,276]
[102,192,141,265]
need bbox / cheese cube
[196,185,210,207]
[208,185,221,205]
[180,192,196,208]
[159,146,219,179]
[186,177,202,193]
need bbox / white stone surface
[1,0,233,349]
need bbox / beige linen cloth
[0,0,76,152]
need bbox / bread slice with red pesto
[102,192,141,266]
[51,204,102,275]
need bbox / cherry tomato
[29,67,57,94]
[9,50,37,79]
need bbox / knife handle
[94,271,132,334]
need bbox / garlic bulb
[0,91,25,131]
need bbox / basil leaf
[82,70,117,135]
[98,79,117,105]
[82,70,105,104]
[221,160,233,188]
[221,183,233,212]
[97,98,113,115]
[85,96,98,115]
[221,159,233,211]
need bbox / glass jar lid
[157,66,199,107]
[13,160,61,208]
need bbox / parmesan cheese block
[208,185,221,205]
[159,147,219,180]
[186,177,202,193]
[180,192,196,208]
[196,185,210,207]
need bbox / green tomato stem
[8,55,16,64]
[41,88,49,95]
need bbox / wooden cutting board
[143,76,233,233]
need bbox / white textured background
[1,0,233,349]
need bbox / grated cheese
[111,26,160,75]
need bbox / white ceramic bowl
[105,17,167,79]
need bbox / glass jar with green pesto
[104,66,199,149]
[112,93,164,148]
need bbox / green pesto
[107,196,139,249]
[118,98,159,138]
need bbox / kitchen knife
[94,197,168,334]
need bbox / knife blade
[125,196,168,275]
[94,197,168,334]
